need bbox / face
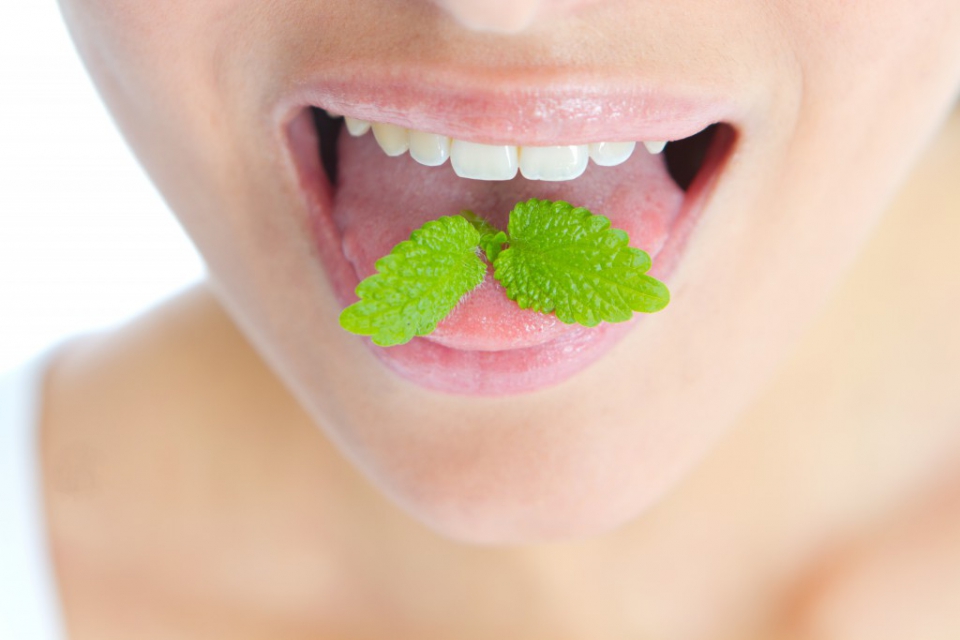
[59,0,960,543]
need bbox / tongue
[333,132,684,351]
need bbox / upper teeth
[332,112,668,182]
[344,116,371,136]
[519,145,589,181]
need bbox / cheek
[60,0,258,88]
[778,0,959,90]
[59,0,292,309]
[58,0,270,190]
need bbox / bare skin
[40,109,960,640]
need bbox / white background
[0,0,204,372]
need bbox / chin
[383,466,665,546]
[335,414,699,546]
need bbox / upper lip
[275,65,739,147]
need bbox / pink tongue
[333,133,684,351]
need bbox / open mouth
[284,86,736,395]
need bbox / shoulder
[39,282,269,502]
[38,282,291,639]
[788,474,960,640]
[41,282,258,440]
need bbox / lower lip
[287,110,733,396]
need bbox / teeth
[588,141,636,167]
[643,140,667,155]
[324,109,341,119]
[344,117,371,137]
[450,140,519,181]
[409,131,452,167]
[519,145,589,181]
[372,123,409,156]
[337,114,671,179]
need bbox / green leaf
[339,215,487,346]
[480,230,508,263]
[492,198,670,326]
[459,210,508,262]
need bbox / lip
[280,72,738,396]
[277,66,736,146]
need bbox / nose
[431,0,562,33]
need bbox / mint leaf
[460,210,508,262]
[339,215,487,346]
[492,199,670,326]
[340,200,670,346]
[480,230,509,263]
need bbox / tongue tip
[427,274,574,351]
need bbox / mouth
[283,78,737,395]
